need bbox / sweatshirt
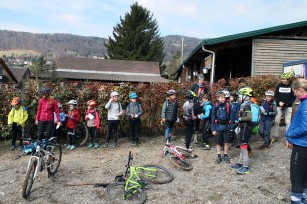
[105,101,123,120]
[66,108,81,129]
[36,98,59,122]
[274,82,296,107]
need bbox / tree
[50,60,57,83]
[30,55,49,88]
[105,2,165,66]
[164,52,181,80]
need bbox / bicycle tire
[169,156,193,171]
[47,144,62,176]
[75,122,88,147]
[105,182,146,204]
[138,164,174,184]
[175,146,196,158]
[22,158,38,198]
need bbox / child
[183,91,196,151]
[258,90,277,149]
[85,100,100,149]
[230,87,253,174]
[8,97,28,150]
[126,92,143,145]
[54,103,66,143]
[211,91,233,164]
[229,92,240,146]
[104,91,123,148]
[161,89,178,144]
[198,94,212,150]
[65,100,80,150]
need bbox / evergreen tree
[105,2,165,66]
[164,52,181,80]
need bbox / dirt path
[0,128,291,204]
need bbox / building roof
[10,67,30,82]
[0,58,18,83]
[178,20,307,71]
[43,57,169,83]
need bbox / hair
[216,93,225,98]
[202,94,210,100]
[292,78,307,91]
[238,78,246,84]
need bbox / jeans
[164,121,175,140]
[185,120,194,149]
[88,126,98,144]
[194,118,201,133]
[290,145,307,194]
[67,128,75,146]
[11,122,23,146]
[129,118,141,142]
[106,120,119,143]
[258,118,273,145]
[202,119,210,144]
[274,107,292,137]
[38,120,54,141]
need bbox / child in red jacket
[85,100,100,149]
[65,100,80,150]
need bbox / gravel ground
[0,127,291,204]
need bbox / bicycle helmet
[58,103,63,108]
[40,87,51,94]
[281,72,293,80]
[238,87,253,96]
[129,92,138,99]
[265,90,274,96]
[11,97,22,106]
[197,74,204,80]
[222,90,230,98]
[87,100,97,107]
[110,91,119,97]
[167,89,176,95]
[185,91,194,99]
[68,100,78,105]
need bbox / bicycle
[22,137,62,199]
[162,142,194,171]
[105,151,174,204]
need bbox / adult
[273,72,296,142]
[285,78,307,204]
[190,74,210,144]
[35,87,60,141]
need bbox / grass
[0,49,40,56]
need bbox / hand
[286,141,293,149]
[134,114,138,118]
[162,118,166,122]
[279,102,284,107]
[197,115,201,119]
[35,120,38,125]
[109,97,113,102]
[212,131,217,136]
[57,122,62,126]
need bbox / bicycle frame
[162,144,186,160]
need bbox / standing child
[8,97,28,150]
[211,91,233,164]
[183,91,196,151]
[230,87,253,174]
[198,94,212,150]
[258,90,277,149]
[229,92,240,145]
[54,103,66,143]
[126,92,142,145]
[85,100,100,149]
[104,91,123,148]
[161,89,178,144]
[65,100,80,150]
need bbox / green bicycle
[106,151,174,204]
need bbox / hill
[0,30,202,62]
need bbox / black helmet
[40,87,51,94]
[185,91,194,99]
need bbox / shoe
[103,143,109,148]
[10,145,15,151]
[66,145,71,150]
[18,146,23,151]
[230,164,243,171]
[70,145,76,150]
[94,143,99,149]
[166,140,172,146]
[203,144,210,150]
[236,167,251,174]
[112,143,117,148]
[194,140,199,144]
[248,150,255,158]
[223,156,230,163]
[88,143,93,148]
[215,157,222,164]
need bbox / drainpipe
[202,46,215,84]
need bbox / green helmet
[239,87,253,97]
[281,72,293,80]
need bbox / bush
[0,75,282,140]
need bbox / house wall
[252,38,307,75]
[0,66,14,83]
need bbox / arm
[85,110,89,120]
[8,109,14,125]
[161,102,166,118]
[54,101,60,123]
[200,105,211,119]
[211,105,217,131]
[274,85,281,104]
[126,105,132,117]
[19,108,28,126]
[35,99,42,121]
[72,110,80,123]
[286,110,307,138]
[268,102,277,116]
[118,103,123,116]
[105,100,112,109]
[95,112,100,129]
[137,104,143,117]
[286,92,297,107]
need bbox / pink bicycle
[162,142,194,171]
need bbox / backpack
[214,102,231,124]
[183,100,194,120]
[241,101,261,126]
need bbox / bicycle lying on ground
[22,137,62,199]
[162,142,194,171]
[105,151,174,204]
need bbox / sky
[1,0,307,39]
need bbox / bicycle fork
[26,156,40,181]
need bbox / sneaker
[88,143,93,149]
[10,145,15,151]
[230,163,243,171]
[203,144,210,150]
[215,157,222,164]
[194,140,199,144]
[70,145,76,150]
[112,143,117,148]
[236,167,251,174]
[94,143,99,149]
[103,143,109,148]
[66,145,71,150]
[18,146,23,151]
[223,156,230,163]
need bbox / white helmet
[110,91,119,97]
[68,100,78,105]
[222,90,230,98]
[265,90,274,96]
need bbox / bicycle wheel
[138,164,174,184]
[105,182,146,204]
[22,158,38,198]
[47,144,62,176]
[175,146,197,158]
[169,156,193,171]
[75,122,88,147]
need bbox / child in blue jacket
[198,94,212,150]
[229,92,239,145]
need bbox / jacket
[54,112,66,123]
[36,98,59,122]
[200,101,212,120]
[126,102,143,119]
[85,108,100,129]
[211,102,233,131]
[105,101,123,120]
[231,102,239,123]
[161,98,178,121]
[190,83,209,115]
[182,99,195,121]
[8,106,28,127]
[66,108,81,129]
[274,82,296,107]
[286,95,307,147]
[260,99,277,120]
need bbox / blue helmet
[129,92,138,99]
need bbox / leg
[106,121,113,143]
[223,131,230,155]
[129,119,135,142]
[11,123,17,146]
[194,119,200,142]
[185,121,194,149]
[258,119,265,140]
[93,128,98,144]
[273,107,282,138]
[202,120,210,144]
[113,120,120,144]
[263,119,272,145]
[45,121,54,140]
[164,121,171,141]
[135,118,141,143]
[168,121,175,139]
[284,107,293,132]
[38,121,47,141]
